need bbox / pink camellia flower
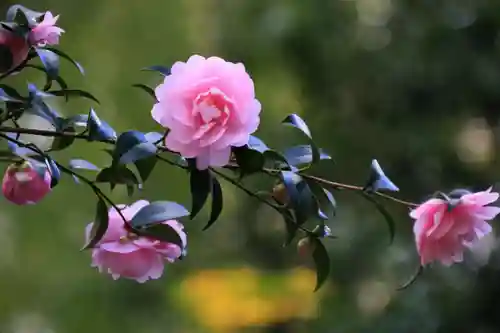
[86,200,187,283]
[2,160,52,205]
[410,188,500,266]
[151,55,261,170]
[28,11,64,46]
[0,27,29,74]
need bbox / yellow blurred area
[178,267,324,332]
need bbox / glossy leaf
[0,85,23,102]
[134,155,157,183]
[42,47,85,74]
[114,131,157,165]
[35,48,59,81]
[312,238,330,292]
[282,114,312,138]
[69,159,100,171]
[295,180,317,224]
[233,145,265,176]
[145,131,164,144]
[24,64,68,90]
[189,167,211,219]
[6,132,34,156]
[280,171,302,210]
[247,135,269,153]
[365,159,399,192]
[45,157,60,188]
[48,89,99,104]
[283,145,331,166]
[50,126,76,151]
[397,265,424,291]
[6,5,43,27]
[142,65,171,76]
[263,150,293,171]
[87,108,117,142]
[132,83,157,101]
[133,224,183,248]
[81,197,108,250]
[361,193,396,245]
[95,166,139,187]
[130,201,190,227]
[306,179,336,218]
[203,176,223,230]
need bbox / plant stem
[0,125,418,208]
[0,132,129,224]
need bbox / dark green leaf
[114,130,157,165]
[81,197,108,250]
[263,150,292,170]
[24,64,68,90]
[312,238,330,292]
[189,167,211,219]
[69,159,100,171]
[283,145,331,166]
[361,193,396,245]
[6,5,43,26]
[50,126,76,151]
[141,65,171,76]
[134,155,157,183]
[0,84,24,101]
[130,201,190,228]
[203,176,223,230]
[306,179,336,218]
[48,89,99,104]
[247,135,269,153]
[132,83,157,101]
[282,114,312,138]
[95,166,139,186]
[87,108,117,141]
[133,223,183,248]
[397,265,423,291]
[233,145,265,176]
[42,47,85,74]
[35,48,59,81]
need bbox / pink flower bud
[85,200,188,283]
[410,187,500,266]
[2,160,52,205]
[28,11,64,47]
[0,27,29,74]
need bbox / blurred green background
[2,0,500,332]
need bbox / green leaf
[132,83,157,101]
[189,167,211,219]
[130,201,190,228]
[397,265,423,291]
[133,224,184,248]
[305,179,336,219]
[233,145,265,177]
[134,155,157,183]
[203,176,223,230]
[312,238,330,292]
[81,197,109,250]
[50,126,76,151]
[42,46,85,74]
[361,193,396,245]
[48,89,100,104]
[95,166,139,187]
[25,64,68,90]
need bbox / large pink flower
[151,55,261,170]
[86,200,187,283]
[0,27,29,73]
[29,11,64,46]
[410,188,500,266]
[2,161,51,205]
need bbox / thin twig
[0,125,418,208]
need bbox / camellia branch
[0,125,416,208]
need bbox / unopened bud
[297,237,316,257]
[272,183,289,205]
